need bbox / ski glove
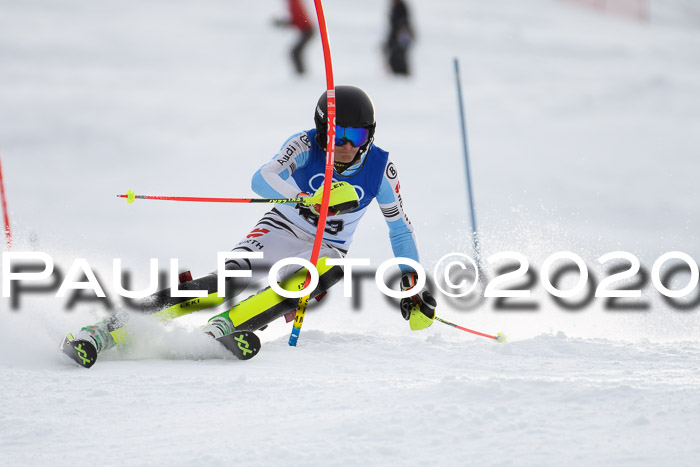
[297,181,360,217]
[399,272,437,331]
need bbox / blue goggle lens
[335,126,370,148]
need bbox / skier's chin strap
[333,160,353,174]
[333,142,372,176]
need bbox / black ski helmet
[314,85,376,160]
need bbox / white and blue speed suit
[248,129,419,274]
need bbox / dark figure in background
[384,0,414,76]
[274,0,315,75]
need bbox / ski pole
[117,190,303,205]
[288,0,336,347]
[435,316,506,342]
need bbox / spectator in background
[384,0,414,76]
[274,0,315,75]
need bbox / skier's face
[335,141,360,162]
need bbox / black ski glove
[399,272,437,330]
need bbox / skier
[61,85,437,367]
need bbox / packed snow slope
[1,0,699,465]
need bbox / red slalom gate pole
[289,0,335,346]
[0,153,11,249]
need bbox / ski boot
[203,316,260,361]
[60,324,116,369]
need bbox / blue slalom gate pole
[453,58,480,267]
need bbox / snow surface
[1,0,700,465]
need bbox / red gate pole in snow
[289,0,336,346]
[0,152,11,249]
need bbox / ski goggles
[334,125,370,148]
